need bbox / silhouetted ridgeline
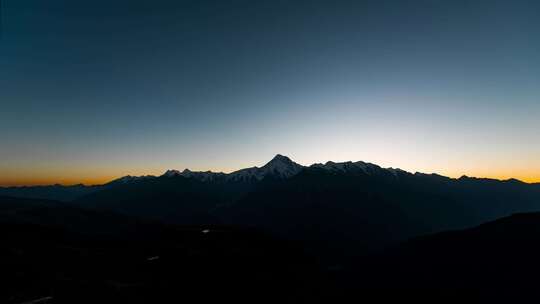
[0,184,105,201]
[2,156,540,264]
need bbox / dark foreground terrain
[0,197,326,303]
[3,195,540,303]
[2,224,330,304]
[345,212,540,303]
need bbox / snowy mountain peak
[228,155,304,181]
[268,154,293,163]
[310,160,383,175]
[161,168,225,182]
[261,154,304,176]
[163,170,182,177]
[159,155,408,183]
[263,154,298,168]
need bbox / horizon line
[1,155,539,187]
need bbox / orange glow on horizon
[0,169,539,187]
[0,176,118,187]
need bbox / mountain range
[2,155,540,264]
[4,154,535,199]
[3,155,540,301]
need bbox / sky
[1,0,539,186]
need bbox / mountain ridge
[1,155,537,205]
[103,154,536,186]
[3,155,540,268]
[1,154,534,189]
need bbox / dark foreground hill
[0,196,326,304]
[0,185,104,201]
[4,196,540,302]
[0,196,175,238]
[342,212,540,302]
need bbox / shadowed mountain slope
[333,212,540,302]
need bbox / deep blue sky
[1,0,539,185]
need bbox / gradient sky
[1,0,539,186]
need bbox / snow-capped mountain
[159,154,305,182]
[156,154,412,182]
[227,154,304,182]
[162,169,225,182]
[103,156,533,188]
[163,170,182,178]
[107,175,156,186]
[180,169,226,182]
[310,160,382,174]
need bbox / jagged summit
[158,155,409,182]
[107,175,156,185]
[262,154,304,176]
[262,154,303,171]
[228,154,304,181]
[99,154,433,186]
[163,169,182,177]
[310,160,382,175]
[267,154,294,163]
[161,168,225,182]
